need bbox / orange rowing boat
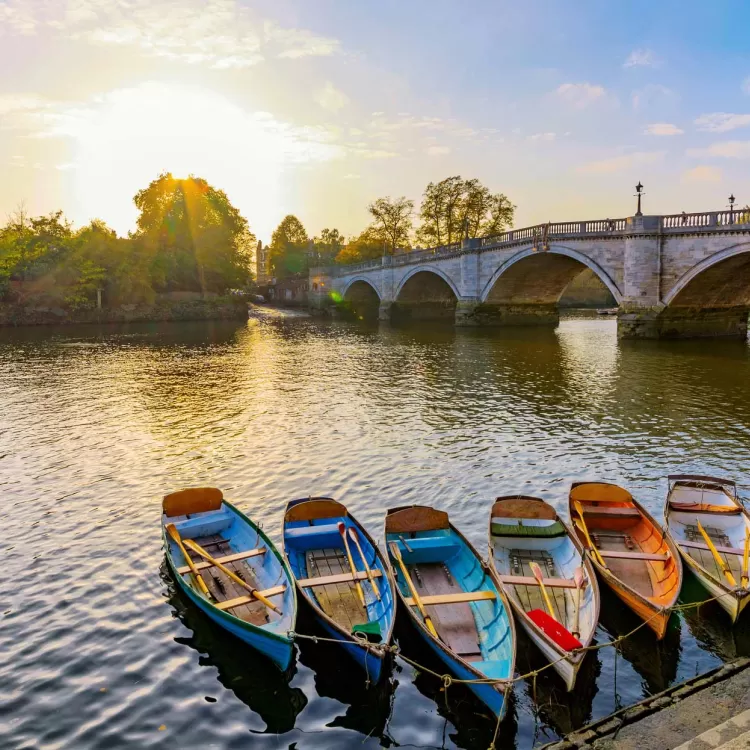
[568,482,682,639]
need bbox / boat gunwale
[568,482,683,628]
[487,496,601,667]
[384,504,517,694]
[162,498,297,646]
[281,497,397,660]
[664,478,750,600]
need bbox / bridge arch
[393,267,460,322]
[341,277,382,321]
[480,245,623,305]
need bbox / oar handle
[389,541,439,639]
[574,500,608,570]
[166,523,211,599]
[338,523,366,607]
[349,528,381,600]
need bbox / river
[2,313,750,750]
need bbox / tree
[313,227,345,264]
[334,227,384,264]
[368,196,413,253]
[133,172,255,294]
[269,214,309,278]
[416,176,515,247]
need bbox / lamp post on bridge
[729,193,736,225]
[634,182,644,216]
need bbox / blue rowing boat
[162,487,297,671]
[282,497,396,683]
[384,505,516,718]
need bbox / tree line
[268,175,514,278]
[0,173,255,309]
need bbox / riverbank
[0,297,248,327]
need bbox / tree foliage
[313,227,345,265]
[269,214,310,278]
[368,196,414,253]
[416,176,514,247]
[334,227,383,264]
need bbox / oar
[398,535,414,553]
[696,519,736,587]
[165,523,211,599]
[389,541,439,639]
[348,527,381,600]
[573,500,608,569]
[742,526,750,589]
[572,566,584,639]
[530,561,557,621]
[338,522,366,607]
[183,538,282,614]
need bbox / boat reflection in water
[163,566,307,733]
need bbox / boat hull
[599,572,671,639]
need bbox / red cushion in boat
[527,609,583,652]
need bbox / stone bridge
[309,211,750,338]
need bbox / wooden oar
[530,561,556,621]
[338,522,366,607]
[696,519,736,587]
[742,526,749,589]
[398,535,414,553]
[165,523,211,599]
[573,500,608,569]
[389,541,439,639]
[183,538,282,614]
[348,527,381,600]
[572,566,584,639]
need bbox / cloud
[644,123,683,136]
[688,141,750,159]
[694,113,750,133]
[315,82,348,112]
[555,83,607,109]
[623,49,660,68]
[632,84,677,110]
[743,77,750,95]
[264,22,339,59]
[0,94,49,116]
[426,145,450,155]
[577,150,665,174]
[0,1,37,35]
[682,166,722,183]
[528,132,556,141]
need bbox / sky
[3,0,750,243]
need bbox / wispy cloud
[555,82,608,109]
[528,132,556,141]
[426,145,450,156]
[688,141,750,159]
[315,82,348,112]
[623,49,660,68]
[631,84,678,111]
[0,1,37,35]
[577,150,665,174]
[644,123,683,136]
[694,113,750,133]
[264,22,339,59]
[682,165,722,183]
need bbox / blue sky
[2,0,750,241]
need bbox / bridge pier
[618,306,749,339]
[455,301,559,327]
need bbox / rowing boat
[568,482,682,639]
[488,496,600,691]
[664,474,750,623]
[282,497,396,682]
[384,505,516,718]
[161,487,297,671]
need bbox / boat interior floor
[682,523,743,582]
[305,548,368,630]
[409,562,482,662]
[590,528,654,597]
[508,548,568,624]
[188,533,269,626]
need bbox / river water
[2,313,750,750]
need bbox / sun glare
[64,82,336,236]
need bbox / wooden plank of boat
[403,590,496,606]
[580,506,642,517]
[215,584,288,611]
[599,550,670,562]
[498,574,577,589]
[298,569,383,588]
[678,539,744,556]
[176,547,266,574]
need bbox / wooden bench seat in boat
[598,550,670,562]
[297,569,383,588]
[678,539,744,556]
[498,574,577,589]
[580,506,642,518]
[668,501,740,514]
[403,590,497,606]
[176,547,266,574]
[284,523,340,539]
[215,584,287,612]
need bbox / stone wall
[0,297,248,327]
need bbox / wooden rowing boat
[664,474,750,623]
[384,505,516,718]
[282,497,396,682]
[488,496,600,691]
[568,482,682,639]
[161,487,297,670]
